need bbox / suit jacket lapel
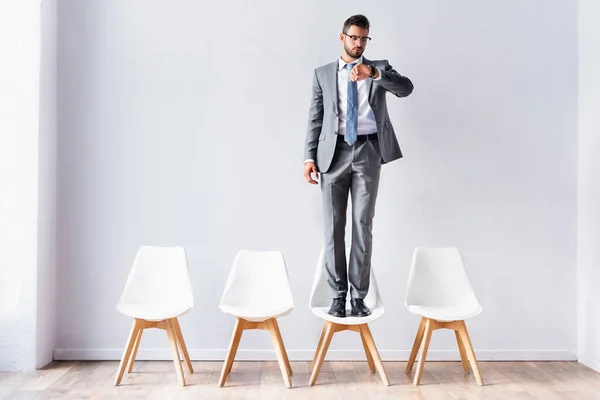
[328,61,339,115]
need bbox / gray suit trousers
[320,135,382,299]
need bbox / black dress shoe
[328,297,346,317]
[350,298,371,317]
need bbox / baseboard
[578,354,600,372]
[54,348,577,362]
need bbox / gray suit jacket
[304,58,413,173]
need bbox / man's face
[340,25,370,59]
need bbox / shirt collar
[338,56,363,71]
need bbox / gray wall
[37,0,58,369]
[56,0,578,360]
[578,0,600,373]
[0,0,43,370]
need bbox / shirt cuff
[373,68,382,81]
[304,159,315,164]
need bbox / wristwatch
[369,65,376,78]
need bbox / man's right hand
[304,162,319,185]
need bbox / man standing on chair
[303,15,413,318]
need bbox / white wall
[36,0,57,369]
[0,0,56,371]
[55,0,578,361]
[0,0,41,370]
[577,0,600,373]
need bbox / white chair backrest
[406,247,480,308]
[219,250,293,310]
[309,248,383,310]
[118,246,194,309]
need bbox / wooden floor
[1,361,599,399]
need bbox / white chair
[405,247,483,386]
[308,248,389,386]
[218,250,294,388]
[115,246,194,386]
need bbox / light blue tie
[345,62,358,146]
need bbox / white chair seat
[116,303,192,321]
[219,250,294,322]
[219,304,293,322]
[310,306,385,325]
[115,246,194,321]
[309,248,385,319]
[406,304,482,322]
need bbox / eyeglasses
[343,33,372,43]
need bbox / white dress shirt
[337,56,380,137]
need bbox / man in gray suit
[304,14,413,317]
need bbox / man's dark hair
[342,14,370,33]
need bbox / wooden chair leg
[311,325,328,373]
[455,329,470,373]
[457,320,483,385]
[406,317,426,373]
[414,318,433,386]
[219,318,244,387]
[360,329,375,373]
[270,319,292,377]
[171,318,193,373]
[166,319,186,386]
[267,319,292,388]
[359,324,390,386]
[115,319,141,385]
[309,321,336,386]
[127,326,143,373]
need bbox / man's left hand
[350,64,377,82]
